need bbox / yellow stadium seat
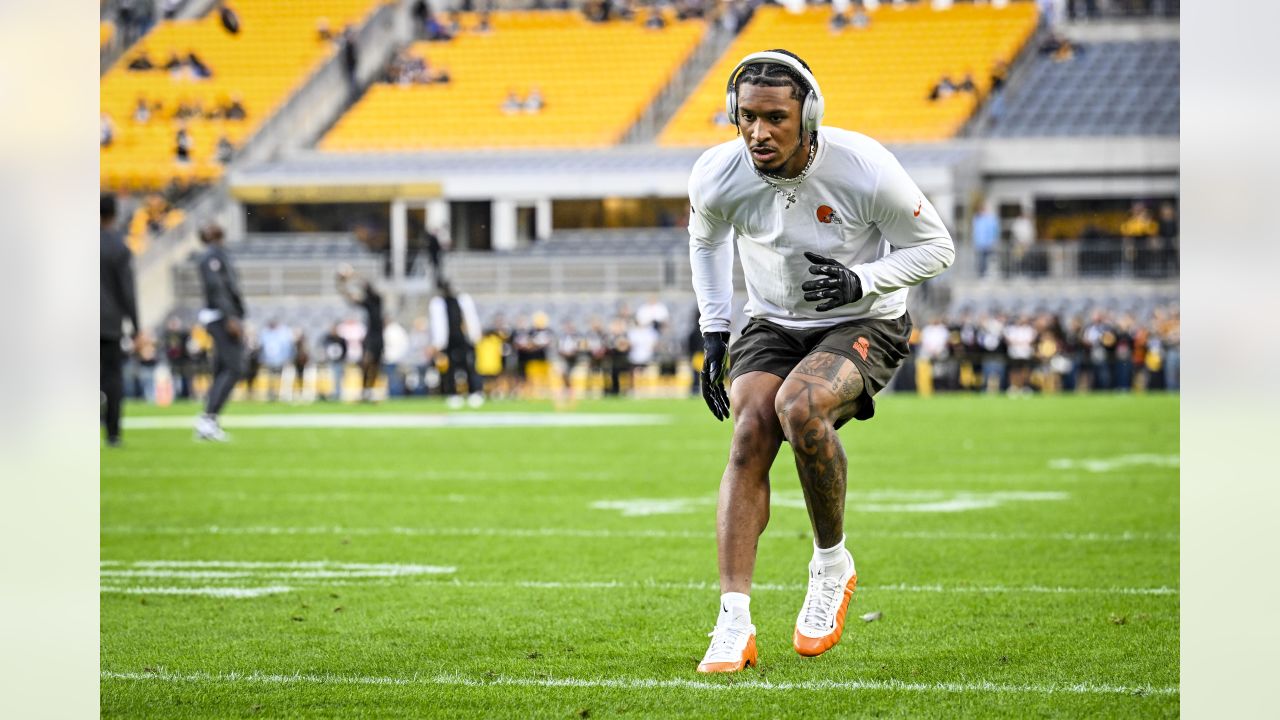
[659,2,1038,146]
[101,0,383,191]
[320,11,704,152]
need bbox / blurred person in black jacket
[101,195,139,447]
[162,315,192,399]
[194,223,246,440]
[337,266,385,402]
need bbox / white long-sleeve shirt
[428,293,482,350]
[688,127,954,334]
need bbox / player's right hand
[225,316,243,341]
[701,332,731,421]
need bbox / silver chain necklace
[754,136,817,210]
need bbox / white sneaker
[697,609,757,673]
[467,392,485,408]
[792,551,857,657]
[194,415,230,442]
[445,395,464,409]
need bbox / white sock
[814,535,854,575]
[719,592,751,624]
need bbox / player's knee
[774,385,836,439]
[728,409,780,469]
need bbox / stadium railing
[966,240,1179,281]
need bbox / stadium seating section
[984,40,1179,137]
[100,0,381,191]
[660,3,1038,146]
[320,11,704,151]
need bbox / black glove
[802,251,864,312]
[700,331,731,421]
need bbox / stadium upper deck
[100,0,382,191]
[660,2,1039,146]
[320,10,705,151]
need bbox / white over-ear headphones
[725,50,825,133]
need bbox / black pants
[443,342,481,396]
[101,338,125,440]
[206,318,247,416]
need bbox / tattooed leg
[774,352,865,548]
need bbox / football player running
[689,50,954,672]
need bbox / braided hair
[733,49,813,104]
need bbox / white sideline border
[100,669,1178,697]
[123,413,671,430]
[100,578,1179,597]
[99,525,1179,543]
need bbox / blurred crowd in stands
[904,302,1179,395]
[120,294,1179,405]
[120,296,705,404]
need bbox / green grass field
[101,393,1179,718]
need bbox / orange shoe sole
[793,573,858,657]
[697,634,758,673]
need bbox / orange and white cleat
[697,612,758,673]
[793,553,857,657]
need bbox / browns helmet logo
[816,205,843,225]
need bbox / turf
[101,393,1179,718]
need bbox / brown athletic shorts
[727,313,913,423]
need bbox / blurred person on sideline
[382,315,410,397]
[337,267,384,402]
[972,202,1000,278]
[605,316,631,396]
[1003,315,1037,395]
[475,320,508,398]
[289,329,314,402]
[626,317,660,394]
[132,331,160,402]
[430,280,484,408]
[978,313,1007,393]
[321,323,348,401]
[577,315,605,397]
[258,318,295,401]
[239,323,262,400]
[1160,307,1179,390]
[194,223,246,441]
[101,195,139,447]
[407,316,435,396]
[636,294,671,331]
[162,316,192,399]
[917,316,951,394]
[556,319,585,404]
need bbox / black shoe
[106,436,123,448]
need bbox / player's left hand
[802,251,864,312]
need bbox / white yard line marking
[100,669,1178,697]
[100,561,455,580]
[99,525,1178,543]
[592,491,1069,516]
[123,413,670,430]
[100,586,292,598]
[1049,455,1179,473]
[427,580,1179,596]
[101,467,619,482]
